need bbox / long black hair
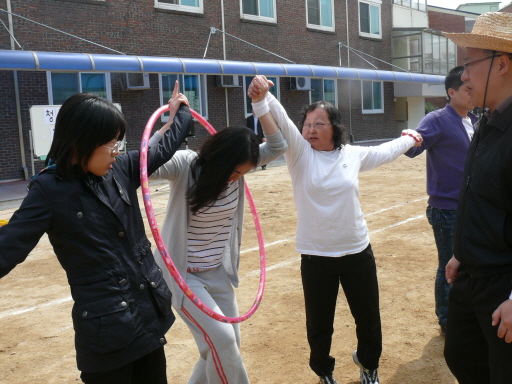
[298,101,348,150]
[187,127,259,214]
[46,93,126,179]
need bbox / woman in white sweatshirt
[248,75,422,384]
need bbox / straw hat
[444,12,512,53]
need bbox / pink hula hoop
[140,105,266,323]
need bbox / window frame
[305,0,335,32]
[46,72,112,105]
[309,78,337,106]
[361,80,384,114]
[358,0,382,39]
[154,0,204,14]
[243,76,280,117]
[393,0,427,12]
[159,74,208,122]
[240,0,277,23]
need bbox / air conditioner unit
[215,75,240,87]
[289,77,312,91]
[122,73,150,90]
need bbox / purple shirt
[405,104,477,210]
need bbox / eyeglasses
[303,122,330,130]
[103,141,123,154]
[464,54,504,70]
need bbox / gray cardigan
[149,130,287,308]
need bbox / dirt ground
[0,151,457,384]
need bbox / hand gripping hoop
[140,105,266,323]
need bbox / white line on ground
[0,296,72,320]
[365,197,427,217]
[0,200,426,320]
[369,215,424,234]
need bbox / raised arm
[249,75,307,166]
[156,80,190,137]
[115,81,193,186]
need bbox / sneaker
[353,350,380,384]
[318,374,338,384]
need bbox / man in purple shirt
[405,66,477,337]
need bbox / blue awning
[0,50,445,84]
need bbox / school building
[1,0,450,182]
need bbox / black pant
[301,244,382,376]
[80,346,167,384]
[444,268,512,384]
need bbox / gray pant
[176,266,250,384]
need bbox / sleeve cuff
[148,131,163,147]
[251,99,270,118]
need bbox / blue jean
[426,205,455,326]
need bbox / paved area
[0,180,29,209]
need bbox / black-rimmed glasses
[464,54,504,70]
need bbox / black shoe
[318,374,338,384]
[441,325,447,337]
[261,165,267,170]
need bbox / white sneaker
[352,350,380,384]
[318,374,338,384]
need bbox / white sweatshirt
[253,93,415,257]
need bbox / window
[361,81,383,114]
[244,76,279,116]
[241,0,276,22]
[393,0,426,12]
[310,78,336,105]
[392,31,423,72]
[423,32,456,75]
[359,0,381,39]
[155,0,203,14]
[47,72,111,104]
[306,0,334,31]
[160,74,208,121]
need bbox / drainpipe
[7,0,29,180]
[220,0,230,127]
[345,0,354,142]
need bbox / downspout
[7,0,29,180]
[345,0,353,142]
[221,0,229,127]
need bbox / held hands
[401,129,423,147]
[159,80,190,135]
[248,75,274,103]
[445,256,460,284]
[492,299,512,343]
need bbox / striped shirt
[187,180,239,270]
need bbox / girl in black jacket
[0,82,192,383]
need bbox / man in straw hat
[444,11,512,384]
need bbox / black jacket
[454,102,512,277]
[0,104,192,372]
[246,114,264,143]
